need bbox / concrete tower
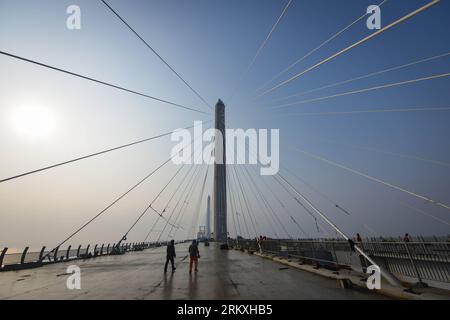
[206,195,211,239]
[213,99,227,242]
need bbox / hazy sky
[1,0,449,250]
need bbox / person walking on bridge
[189,240,200,273]
[164,240,176,273]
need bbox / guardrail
[232,238,450,288]
[0,241,163,272]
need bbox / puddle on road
[55,273,71,277]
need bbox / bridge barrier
[232,238,450,290]
[0,241,160,272]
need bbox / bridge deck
[0,243,386,300]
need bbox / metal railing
[360,240,450,284]
[0,241,163,272]
[232,238,450,286]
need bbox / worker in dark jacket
[164,240,176,273]
[188,240,200,273]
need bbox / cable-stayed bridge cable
[189,164,211,238]
[304,137,450,168]
[238,165,283,238]
[0,123,210,184]
[227,170,246,237]
[0,50,211,115]
[229,0,294,103]
[164,151,210,240]
[281,166,385,236]
[231,165,259,238]
[247,144,343,236]
[245,0,293,74]
[249,165,308,237]
[272,174,332,236]
[253,0,389,96]
[143,130,208,242]
[267,51,450,103]
[117,162,187,245]
[164,163,205,241]
[283,166,351,217]
[246,147,320,236]
[101,0,212,111]
[268,72,450,109]
[159,146,208,241]
[41,129,199,260]
[227,169,244,238]
[258,0,441,97]
[399,202,450,227]
[290,146,450,212]
[228,165,251,238]
[275,172,394,281]
[162,165,201,241]
[276,107,450,117]
[226,171,241,239]
[142,163,197,242]
[240,165,291,238]
[121,134,207,243]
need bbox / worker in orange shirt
[188,240,200,273]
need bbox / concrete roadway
[0,243,387,300]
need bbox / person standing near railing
[404,233,411,242]
[256,236,261,253]
[356,233,363,242]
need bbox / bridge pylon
[213,99,227,242]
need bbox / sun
[11,103,56,139]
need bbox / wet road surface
[0,243,387,299]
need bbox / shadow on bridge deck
[0,243,387,300]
